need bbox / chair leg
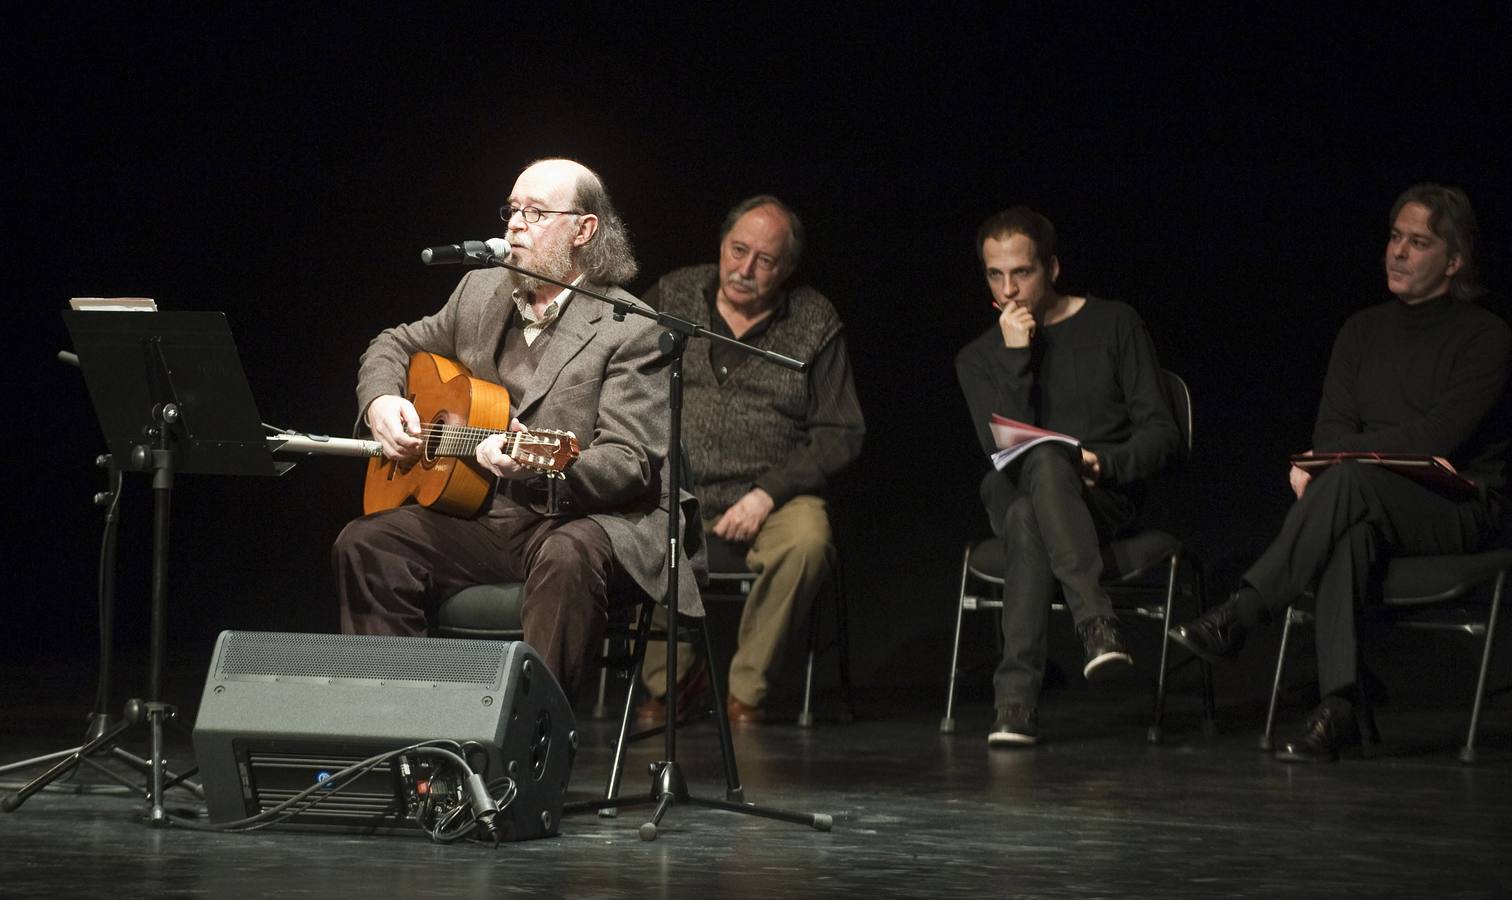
[1460,570,1506,765]
[941,543,974,734]
[592,635,614,720]
[598,602,655,818]
[1260,606,1298,752]
[832,559,855,723]
[798,651,818,729]
[796,549,853,728]
[1195,565,1216,737]
[1148,552,1180,744]
[798,584,823,729]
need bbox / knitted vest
[655,264,843,513]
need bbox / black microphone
[420,238,512,266]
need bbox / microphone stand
[463,248,831,839]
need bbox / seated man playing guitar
[333,158,703,696]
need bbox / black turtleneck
[1313,295,1512,494]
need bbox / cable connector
[463,773,501,845]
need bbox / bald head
[504,157,639,286]
[514,158,593,213]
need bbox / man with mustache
[1170,183,1511,762]
[634,195,865,725]
[957,206,1181,747]
[333,158,703,698]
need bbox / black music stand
[1,311,289,825]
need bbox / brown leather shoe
[725,696,765,725]
[634,657,712,723]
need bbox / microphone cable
[165,739,517,847]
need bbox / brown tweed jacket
[355,267,705,615]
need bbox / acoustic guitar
[268,352,579,517]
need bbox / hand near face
[475,418,533,479]
[711,488,775,544]
[367,394,423,464]
[997,300,1037,349]
[1079,448,1102,489]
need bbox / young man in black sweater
[957,207,1181,746]
[1170,183,1512,762]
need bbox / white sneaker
[987,704,1039,746]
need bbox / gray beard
[515,236,576,295]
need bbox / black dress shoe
[1168,597,1248,665]
[1275,696,1370,764]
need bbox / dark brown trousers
[332,498,614,695]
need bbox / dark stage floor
[1,664,1509,899]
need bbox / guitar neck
[425,424,517,459]
[432,425,581,477]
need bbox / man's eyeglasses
[499,205,581,224]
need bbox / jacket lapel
[476,273,516,377]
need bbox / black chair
[701,533,855,727]
[1258,548,1512,764]
[939,370,1215,743]
[437,583,619,720]
[438,581,626,723]
[435,580,628,723]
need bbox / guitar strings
[408,424,569,445]
[404,423,575,458]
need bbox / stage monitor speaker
[192,631,576,841]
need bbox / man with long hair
[333,158,702,696]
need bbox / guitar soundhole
[422,415,445,464]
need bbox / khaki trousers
[641,495,834,707]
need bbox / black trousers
[332,497,615,696]
[987,444,1138,707]
[1242,462,1495,697]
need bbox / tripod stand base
[0,699,202,820]
[565,759,832,842]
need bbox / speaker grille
[215,632,507,686]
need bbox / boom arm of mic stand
[477,255,807,372]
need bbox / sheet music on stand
[69,297,159,312]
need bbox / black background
[11,4,1510,697]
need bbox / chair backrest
[1159,368,1194,461]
